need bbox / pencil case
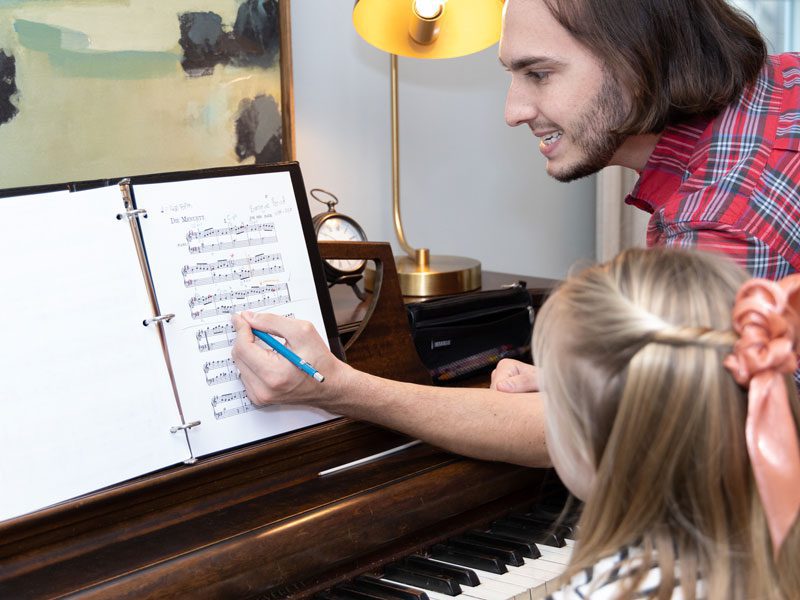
[406,282,535,383]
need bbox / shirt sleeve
[657,222,794,280]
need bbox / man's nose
[504,79,537,127]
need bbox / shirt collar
[625,115,713,213]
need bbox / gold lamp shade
[353,0,502,296]
[353,0,503,59]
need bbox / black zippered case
[406,282,535,383]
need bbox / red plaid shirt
[627,53,800,279]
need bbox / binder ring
[143,313,175,326]
[116,208,148,220]
[170,420,201,434]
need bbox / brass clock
[310,188,368,300]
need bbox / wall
[290,1,595,280]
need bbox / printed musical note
[189,283,291,319]
[196,323,236,352]
[203,357,239,386]
[211,390,261,419]
[187,223,278,254]
[182,253,284,287]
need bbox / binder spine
[117,178,199,464]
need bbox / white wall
[289,1,595,280]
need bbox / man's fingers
[239,311,316,345]
[495,370,539,393]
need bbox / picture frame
[0,0,295,190]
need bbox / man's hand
[231,311,349,406]
[490,359,539,393]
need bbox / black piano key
[429,544,507,574]
[446,536,525,567]
[383,564,462,596]
[489,520,545,544]
[461,530,541,559]
[502,515,567,547]
[526,506,581,534]
[330,584,395,600]
[353,575,430,600]
[402,555,481,587]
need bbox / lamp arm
[391,54,430,267]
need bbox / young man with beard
[231,0,800,467]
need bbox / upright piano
[0,242,569,599]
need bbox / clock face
[317,215,367,273]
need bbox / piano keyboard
[317,506,577,600]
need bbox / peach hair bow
[723,276,800,556]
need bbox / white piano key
[463,565,547,600]
[536,545,572,565]
[427,558,541,600]
[507,560,560,582]
[381,575,520,600]
[517,557,564,576]
[378,578,480,600]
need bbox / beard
[544,73,629,183]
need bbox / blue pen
[251,328,325,383]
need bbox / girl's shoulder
[545,544,702,599]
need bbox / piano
[0,242,570,600]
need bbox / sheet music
[135,171,335,456]
[0,187,189,522]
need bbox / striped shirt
[627,53,800,280]
[546,544,704,599]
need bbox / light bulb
[413,0,444,20]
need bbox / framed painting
[0,0,295,190]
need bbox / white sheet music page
[135,171,335,457]
[0,187,189,523]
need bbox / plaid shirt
[627,53,800,280]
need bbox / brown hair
[542,0,768,135]
[533,248,800,599]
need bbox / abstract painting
[0,0,294,190]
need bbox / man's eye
[527,71,550,82]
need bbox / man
[232,0,799,466]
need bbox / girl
[534,248,800,599]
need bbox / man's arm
[231,311,551,467]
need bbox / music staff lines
[203,358,239,386]
[187,223,277,254]
[182,253,284,287]
[196,323,236,352]
[189,283,291,319]
[212,390,261,420]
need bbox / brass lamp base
[366,254,481,297]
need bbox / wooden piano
[0,242,568,599]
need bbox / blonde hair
[533,248,800,599]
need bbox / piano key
[428,556,544,600]
[335,583,406,600]
[383,564,462,596]
[386,579,530,600]
[447,537,525,567]
[353,575,431,600]
[429,544,507,574]
[401,555,481,586]
[518,517,577,543]
[510,557,563,578]
[539,545,572,568]
[502,516,566,548]
[460,531,541,559]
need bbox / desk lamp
[353,0,503,296]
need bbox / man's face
[499,0,630,182]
